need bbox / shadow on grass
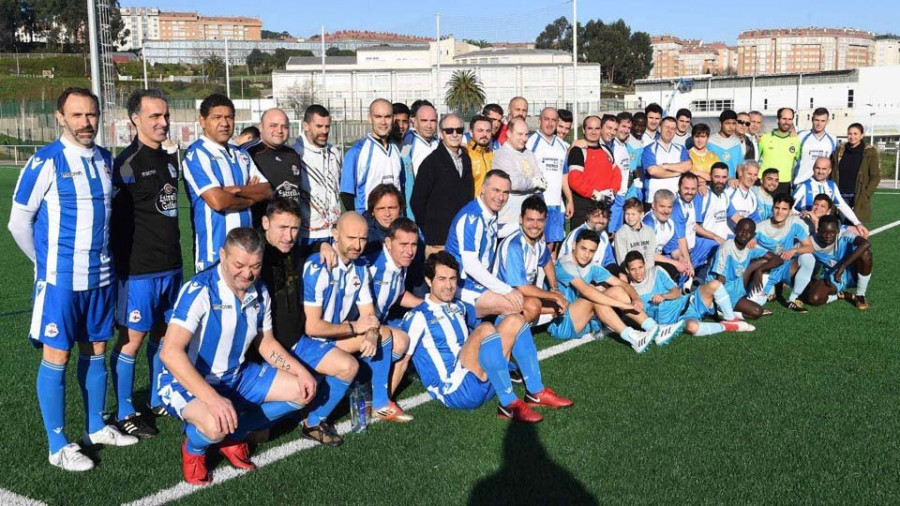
[468,421,598,506]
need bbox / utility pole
[572,0,578,139]
[225,37,231,98]
[435,13,441,111]
[87,0,103,145]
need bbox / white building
[119,7,161,51]
[628,66,900,140]
[874,36,900,66]
[272,37,603,121]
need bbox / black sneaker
[115,413,159,439]
[147,404,169,418]
[302,421,343,447]
[509,369,524,384]
[786,300,809,314]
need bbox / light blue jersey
[751,186,773,221]
[12,137,114,290]
[400,296,480,400]
[445,199,499,292]
[496,228,551,288]
[560,224,615,267]
[555,256,612,304]
[340,134,403,214]
[367,246,407,324]
[710,240,768,283]
[707,133,743,178]
[812,231,859,290]
[302,252,373,335]
[182,136,266,272]
[166,264,272,386]
[755,215,809,255]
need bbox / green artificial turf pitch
[0,166,898,505]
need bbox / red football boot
[218,439,257,471]
[524,388,574,409]
[497,399,543,423]
[182,439,211,486]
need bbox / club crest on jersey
[44,323,59,338]
[238,153,250,165]
[789,146,796,153]
[129,310,142,323]
[722,152,731,161]
[157,183,178,217]
[351,276,361,288]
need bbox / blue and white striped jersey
[793,178,861,225]
[697,190,731,240]
[527,132,569,207]
[672,195,699,249]
[795,130,836,185]
[755,215,809,254]
[642,212,677,254]
[182,136,267,272]
[445,198,499,291]
[496,228,551,288]
[400,296,479,392]
[302,252,373,335]
[400,129,439,178]
[168,264,272,386]
[560,223,615,267]
[367,246,407,324]
[340,134,403,213]
[641,140,689,202]
[12,137,113,290]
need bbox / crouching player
[709,218,784,319]
[754,194,816,313]
[623,251,755,337]
[401,252,573,424]
[807,215,873,310]
[548,229,684,352]
[158,228,317,485]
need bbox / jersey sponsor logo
[44,323,59,338]
[156,183,178,217]
[212,304,233,311]
[141,170,157,177]
[187,281,202,294]
[129,310,142,323]
[275,181,301,200]
[61,170,84,178]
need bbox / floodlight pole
[321,25,327,107]
[143,47,148,88]
[435,13,441,111]
[572,0,578,139]
[87,0,104,145]
[225,37,231,98]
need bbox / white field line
[125,335,598,506]
[14,218,900,506]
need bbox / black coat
[410,144,474,246]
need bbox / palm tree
[202,54,225,82]
[445,70,486,119]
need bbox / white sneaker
[722,319,756,332]
[655,321,686,346]
[49,443,94,471]
[627,328,656,354]
[82,425,139,447]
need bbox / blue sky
[122,0,900,44]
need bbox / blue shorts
[822,267,855,293]
[651,295,693,324]
[426,361,495,410]
[158,361,278,419]
[548,311,601,340]
[690,238,718,269]
[29,281,115,351]
[116,269,183,332]
[682,293,714,321]
[544,206,566,243]
[608,194,626,234]
[458,280,488,306]
[723,278,747,308]
[292,337,337,370]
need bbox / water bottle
[363,381,373,421]
[349,382,368,433]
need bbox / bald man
[493,117,545,239]
[294,212,406,445]
[497,96,528,145]
[245,108,302,227]
[340,99,403,213]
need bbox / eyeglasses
[442,127,465,135]
[737,120,751,126]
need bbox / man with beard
[752,168,779,220]
[758,107,801,195]
[754,194,816,313]
[9,87,138,470]
[390,102,410,145]
[292,105,342,255]
[559,201,616,272]
[696,163,733,245]
[465,115,494,196]
[496,96,528,145]
[109,89,182,439]
[671,173,718,284]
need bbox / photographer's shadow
[468,421,598,505]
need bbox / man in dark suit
[411,114,474,257]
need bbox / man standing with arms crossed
[245,107,300,228]
[109,89,182,439]
[9,88,138,471]
[183,93,273,273]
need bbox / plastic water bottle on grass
[349,382,368,433]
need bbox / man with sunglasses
[736,112,756,161]
[410,114,474,257]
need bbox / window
[810,97,814,108]
[764,98,768,110]
[847,89,854,108]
